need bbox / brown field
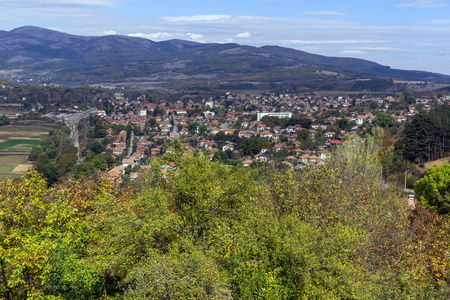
[0,125,50,138]
[12,163,33,174]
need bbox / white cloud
[186,33,205,42]
[236,32,251,38]
[414,19,450,24]
[163,15,232,22]
[214,38,235,44]
[283,39,385,45]
[103,30,116,35]
[358,47,401,51]
[396,0,448,8]
[128,32,175,41]
[301,11,347,16]
[340,50,367,55]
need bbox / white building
[257,112,292,121]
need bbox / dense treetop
[2,140,450,299]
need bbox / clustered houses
[80,91,450,179]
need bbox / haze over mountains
[1,26,449,89]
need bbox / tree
[147,118,157,127]
[241,138,260,155]
[36,161,59,185]
[57,153,78,173]
[338,118,353,131]
[214,131,226,141]
[88,140,104,154]
[400,91,416,105]
[372,112,396,128]
[0,115,10,126]
[369,102,378,109]
[213,150,228,164]
[188,122,199,134]
[72,162,96,178]
[0,171,68,298]
[234,119,242,129]
[395,112,435,164]
[198,125,208,136]
[28,146,43,161]
[415,163,450,214]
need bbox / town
[32,89,448,182]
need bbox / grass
[0,154,28,180]
[0,139,41,151]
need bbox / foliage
[260,116,312,129]
[351,79,394,92]
[372,112,396,129]
[0,115,10,126]
[415,163,450,214]
[241,137,261,156]
[2,143,450,299]
[395,105,450,165]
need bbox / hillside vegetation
[1,141,450,299]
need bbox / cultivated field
[0,124,50,138]
[0,125,50,179]
[0,154,30,180]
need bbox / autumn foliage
[2,142,450,299]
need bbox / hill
[1,26,450,88]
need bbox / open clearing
[423,157,450,169]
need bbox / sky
[1,0,449,75]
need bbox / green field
[0,138,41,151]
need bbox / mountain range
[1,26,449,90]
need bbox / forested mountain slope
[1,26,449,87]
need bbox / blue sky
[1,0,449,75]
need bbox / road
[127,131,134,158]
[45,108,97,162]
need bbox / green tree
[0,171,73,298]
[188,122,199,134]
[198,125,208,136]
[396,112,435,164]
[214,131,226,141]
[400,91,416,105]
[241,138,261,155]
[88,140,104,154]
[415,163,450,213]
[372,112,396,128]
[57,152,78,173]
[147,117,157,127]
[213,150,228,164]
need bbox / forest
[2,138,450,299]
[396,105,450,164]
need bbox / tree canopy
[415,162,450,214]
[2,144,450,299]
